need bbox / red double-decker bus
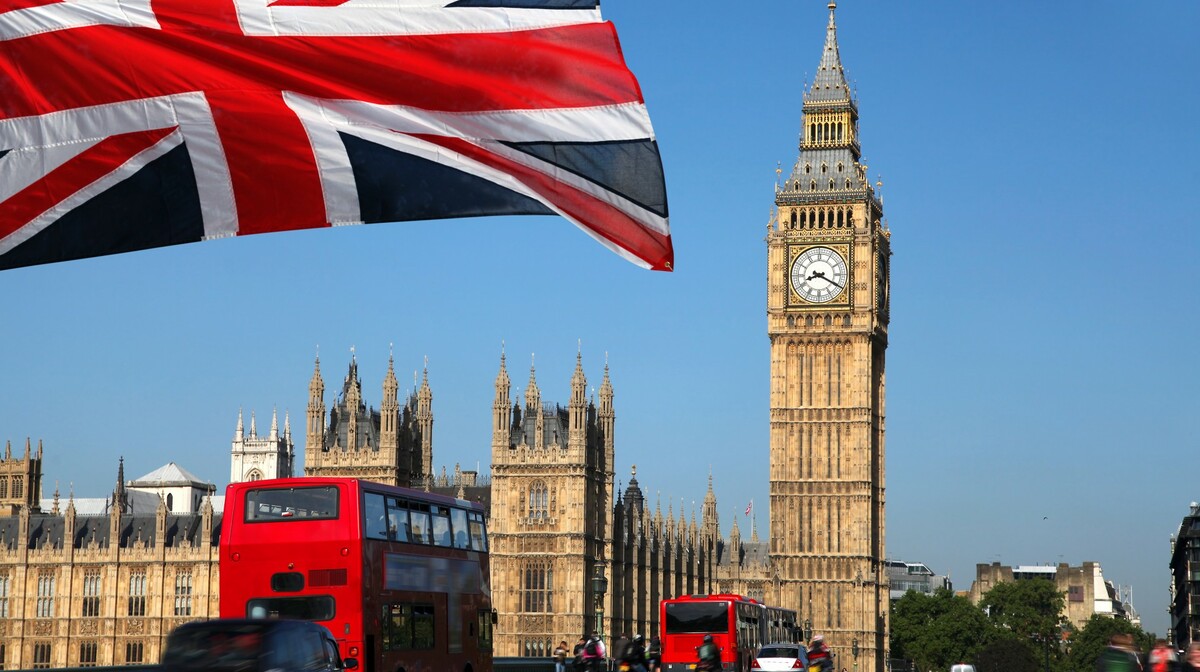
[221,477,493,672]
[660,594,799,672]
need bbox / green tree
[980,579,1066,644]
[980,578,1069,672]
[891,588,991,672]
[977,635,1040,672]
[1063,615,1145,672]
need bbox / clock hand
[807,271,844,289]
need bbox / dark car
[162,619,357,672]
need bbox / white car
[951,664,977,672]
[752,643,809,671]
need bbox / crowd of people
[1096,634,1200,672]
[553,631,662,672]
[554,630,1200,672]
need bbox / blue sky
[2,0,1198,636]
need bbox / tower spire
[806,1,852,104]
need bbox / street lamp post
[803,619,812,644]
[852,638,860,672]
[592,562,608,646]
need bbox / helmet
[634,634,645,643]
[812,635,824,644]
[703,635,714,643]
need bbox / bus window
[246,596,336,621]
[384,603,435,650]
[387,498,410,542]
[409,507,432,545]
[468,512,487,552]
[245,486,338,522]
[365,493,388,540]
[450,508,469,549]
[431,507,452,547]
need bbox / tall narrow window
[11,476,21,499]
[522,561,553,613]
[36,572,55,618]
[79,642,98,668]
[32,642,52,669]
[125,642,144,664]
[0,572,9,618]
[528,482,548,519]
[0,477,7,498]
[128,570,146,617]
[174,570,193,616]
[81,570,101,618]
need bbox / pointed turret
[416,358,433,480]
[235,408,245,440]
[307,353,326,455]
[568,347,588,452]
[525,355,543,449]
[381,350,400,463]
[492,347,512,453]
[701,470,720,543]
[750,513,761,544]
[269,407,279,441]
[249,411,257,438]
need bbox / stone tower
[0,438,44,515]
[488,348,614,656]
[230,407,295,483]
[766,3,890,671]
[303,350,434,487]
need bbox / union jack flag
[0,0,672,271]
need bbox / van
[951,664,977,672]
[162,618,358,672]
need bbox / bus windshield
[665,601,730,634]
[244,485,339,521]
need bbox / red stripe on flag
[422,135,673,271]
[1,0,65,12]
[0,127,176,239]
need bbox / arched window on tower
[166,493,174,511]
[528,481,548,519]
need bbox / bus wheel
[463,665,473,672]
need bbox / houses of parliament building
[0,2,888,669]
[0,350,774,668]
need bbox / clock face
[790,246,848,303]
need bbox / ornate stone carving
[126,618,145,635]
[79,620,99,635]
[32,619,53,636]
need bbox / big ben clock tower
[767,4,889,672]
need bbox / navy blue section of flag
[0,144,204,271]
[448,0,598,8]
[503,139,669,219]
[0,149,8,161]
[341,132,554,223]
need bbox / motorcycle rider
[697,634,720,672]
[808,635,833,672]
[622,634,648,672]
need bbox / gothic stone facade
[767,4,890,670]
[0,458,219,670]
[304,353,433,487]
[488,351,765,656]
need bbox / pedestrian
[1150,639,1178,672]
[614,633,631,665]
[647,636,662,672]
[1096,633,1143,672]
[554,640,570,672]
[583,631,607,672]
[574,636,588,672]
[1181,643,1200,672]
